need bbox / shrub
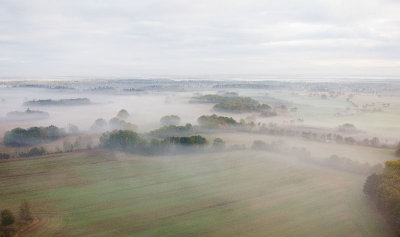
[1,209,14,226]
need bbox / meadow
[0,150,391,236]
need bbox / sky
[0,0,399,78]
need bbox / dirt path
[15,217,47,237]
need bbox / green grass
[0,150,391,236]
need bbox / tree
[100,130,146,152]
[212,138,225,150]
[1,209,14,226]
[160,115,181,126]
[116,109,130,120]
[19,200,33,221]
[90,118,107,132]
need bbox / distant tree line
[197,114,238,129]
[99,130,214,155]
[149,123,194,138]
[191,94,274,114]
[4,126,65,147]
[23,98,91,106]
[251,140,383,175]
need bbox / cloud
[0,0,399,77]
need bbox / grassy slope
[0,150,391,236]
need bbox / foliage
[4,126,65,147]
[116,109,130,120]
[90,118,108,132]
[0,210,14,226]
[6,108,49,121]
[149,124,193,138]
[165,135,207,146]
[160,115,181,126]
[23,98,90,106]
[197,114,238,129]
[109,118,137,131]
[212,138,225,150]
[19,200,32,221]
[213,102,272,113]
[192,94,258,105]
[364,160,400,234]
[100,130,146,152]
[0,153,10,160]
[19,147,46,158]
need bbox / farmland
[0,150,390,236]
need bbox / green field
[0,150,391,236]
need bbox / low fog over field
[1,78,400,236]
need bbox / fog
[0,78,399,236]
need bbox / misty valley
[1,78,400,236]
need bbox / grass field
[0,150,391,236]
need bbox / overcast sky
[0,0,399,78]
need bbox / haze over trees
[160,115,181,126]
[23,98,91,106]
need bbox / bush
[1,209,14,226]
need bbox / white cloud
[0,0,399,77]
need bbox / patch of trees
[191,94,258,105]
[149,124,194,138]
[364,160,400,234]
[109,118,137,131]
[192,94,274,114]
[99,130,210,155]
[100,130,147,152]
[251,140,383,175]
[6,109,49,121]
[165,135,207,146]
[23,98,91,106]
[90,118,108,132]
[19,147,47,158]
[3,126,65,147]
[338,123,358,133]
[198,114,238,129]
[213,102,272,113]
[160,115,181,126]
[1,201,33,237]
[257,123,387,148]
[0,153,10,160]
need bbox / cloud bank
[0,0,399,78]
